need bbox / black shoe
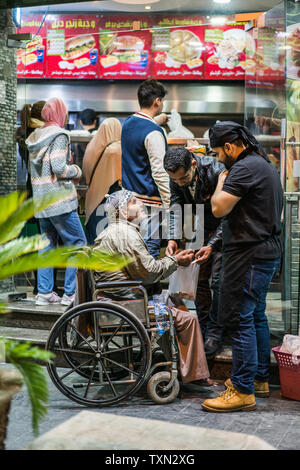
[204,338,222,357]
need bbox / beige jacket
[93,219,177,286]
[83,118,122,224]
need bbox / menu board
[16,13,250,82]
[152,16,205,80]
[204,25,249,80]
[99,16,152,79]
[46,15,100,79]
[17,14,47,79]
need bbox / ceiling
[4,0,283,14]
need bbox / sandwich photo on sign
[46,14,100,79]
[61,34,96,60]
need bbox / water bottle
[153,295,166,336]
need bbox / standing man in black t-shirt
[202,121,283,413]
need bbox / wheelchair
[46,271,180,407]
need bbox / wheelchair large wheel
[56,303,130,382]
[46,301,151,406]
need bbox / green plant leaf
[0,246,131,280]
[0,192,27,226]
[0,235,49,267]
[0,303,10,314]
[0,190,72,244]
[4,339,55,436]
[4,339,55,363]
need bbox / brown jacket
[93,219,177,287]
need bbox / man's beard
[223,154,236,169]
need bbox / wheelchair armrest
[95,280,143,290]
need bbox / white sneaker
[61,293,75,306]
[36,292,61,305]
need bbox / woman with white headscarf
[83,117,122,244]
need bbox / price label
[47,29,65,56]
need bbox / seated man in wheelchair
[92,189,211,386]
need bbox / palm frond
[0,190,72,244]
[0,303,11,314]
[4,339,55,436]
[0,246,131,280]
[0,235,49,266]
[0,192,27,226]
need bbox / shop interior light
[213,0,231,3]
[145,5,152,9]
[12,8,21,27]
[210,16,227,25]
[112,0,159,4]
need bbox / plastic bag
[167,109,195,139]
[280,334,300,365]
[168,263,200,301]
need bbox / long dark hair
[17,101,46,168]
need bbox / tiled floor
[5,368,300,450]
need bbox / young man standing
[121,79,170,260]
[202,121,283,412]
[164,147,225,355]
[79,108,98,133]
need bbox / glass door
[245,0,300,339]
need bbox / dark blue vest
[121,115,168,197]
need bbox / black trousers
[195,246,223,341]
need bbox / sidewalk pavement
[5,368,300,450]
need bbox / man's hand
[193,245,213,265]
[154,113,169,126]
[217,171,229,189]
[166,240,178,256]
[175,249,195,267]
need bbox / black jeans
[195,247,223,342]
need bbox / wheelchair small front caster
[147,371,180,404]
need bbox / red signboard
[151,16,205,80]
[99,16,152,79]
[17,14,47,79]
[16,13,250,82]
[45,15,100,79]
[204,24,247,80]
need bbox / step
[1,326,70,368]
[0,299,66,330]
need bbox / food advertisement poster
[151,16,205,80]
[99,16,152,79]
[204,25,249,80]
[287,23,300,81]
[286,0,300,83]
[17,14,47,79]
[46,15,100,79]
[286,119,300,192]
[244,28,257,87]
[286,3,300,192]
[254,27,285,87]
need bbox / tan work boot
[202,385,256,412]
[254,379,270,398]
[224,378,270,398]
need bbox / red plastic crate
[272,346,300,401]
